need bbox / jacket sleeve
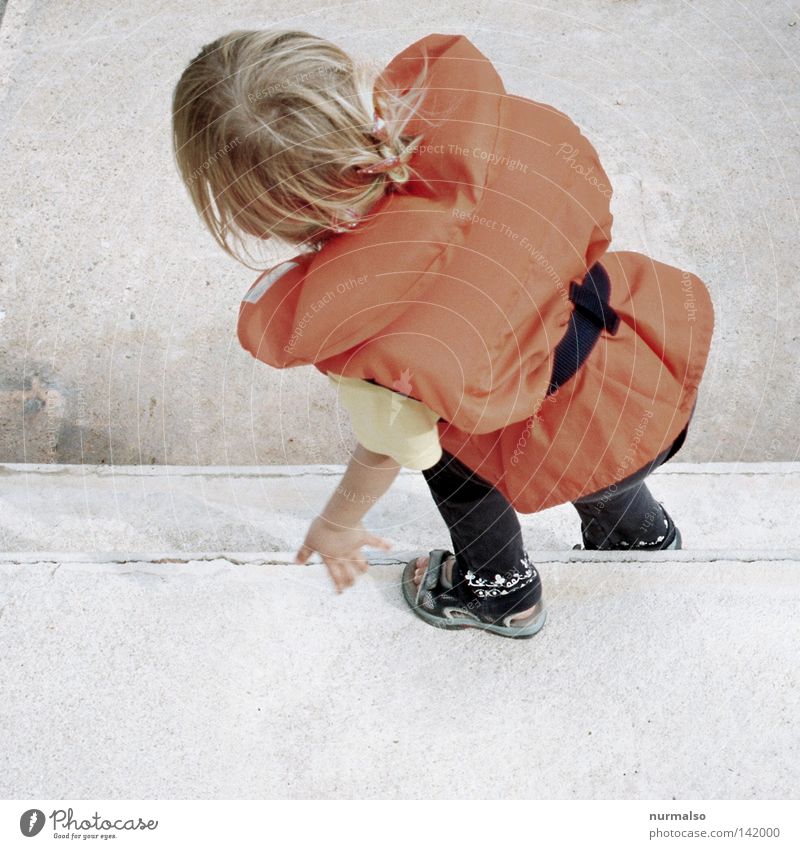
[236,253,316,368]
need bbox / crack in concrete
[2,553,798,570]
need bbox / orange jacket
[237,33,715,512]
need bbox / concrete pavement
[1,1,799,465]
[1,461,798,798]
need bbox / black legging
[571,411,689,549]
[421,404,694,617]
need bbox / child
[172,30,714,639]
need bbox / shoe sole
[573,525,683,551]
[401,557,547,640]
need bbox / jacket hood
[237,33,506,367]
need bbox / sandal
[401,549,547,640]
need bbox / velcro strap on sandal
[415,549,452,608]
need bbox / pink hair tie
[356,154,402,176]
[355,109,411,176]
[330,206,361,233]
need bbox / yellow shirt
[327,372,443,470]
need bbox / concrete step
[1,553,798,799]
[1,462,798,799]
[1,461,798,560]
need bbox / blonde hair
[172,29,443,264]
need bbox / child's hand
[295,515,392,593]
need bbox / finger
[295,543,313,565]
[337,560,357,587]
[339,559,360,589]
[347,557,369,584]
[365,534,393,551]
[338,557,364,586]
[325,559,348,593]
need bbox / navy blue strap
[568,262,620,335]
[546,262,620,397]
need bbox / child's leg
[572,474,673,549]
[571,407,694,549]
[421,450,541,619]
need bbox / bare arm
[321,442,402,526]
[295,442,399,592]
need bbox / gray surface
[0,1,799,464]
[1,461,798,554]
[1,461,799,798]
[1,555,798,799]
